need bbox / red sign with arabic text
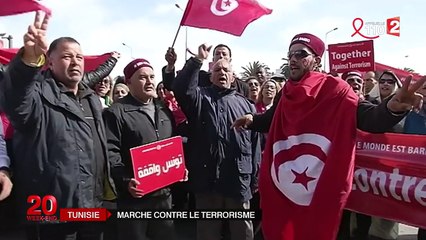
[130,136,186,194]
[346,130,426,229]
[328,40,375,73]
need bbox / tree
[240,61,270,78]
[403,67,415,73]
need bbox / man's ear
[313,56,322,71]
[231,73,236,83]
[47,56,53,68]
[314,56,322,66]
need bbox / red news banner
[346,130,426,229]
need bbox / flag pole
[171,24,182,48]
[171,2,190,48]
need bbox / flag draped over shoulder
[0,0,51,17]
[180,0,272,36]
[259,72,359,240]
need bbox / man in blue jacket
[172,44,261,240]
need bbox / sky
[1,0,425,81]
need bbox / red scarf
[0,112,13,140]
[164,96,187,126]
[259,72,358,240]
[255,102,267,114]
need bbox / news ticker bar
[26,208,261,222]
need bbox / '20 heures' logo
[26,195,58,222]
[352,17,400,39]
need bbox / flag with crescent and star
[0,0,51,17]
[259,71,359,240]
[180,0,272,36]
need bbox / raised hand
[387,75,426,113]
[23,11,50,65]
[111,51,121,60]
[165,47,177,67]
[195,43,212,61]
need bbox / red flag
[0,0,51,17]
[259,72,359,240]
[82,53,112,71]
[180,0,272,36]
[0,48,111,72]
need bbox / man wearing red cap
[232,33,425,240]
[103,58,176,240]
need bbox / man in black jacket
[1,13,115,240]
[162,44,250,98]
[103,58,176,240]
[172,44,261,240]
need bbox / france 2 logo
[352,16,400,39]
[386,17,400,37]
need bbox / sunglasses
[379,79,396,85]
[287,49,313,60]
[347,78,364,84]
[248,82,259,87]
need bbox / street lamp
[0,33,13,48]
[324,27,338,71]
[122,42,134,59]
[175,3,188,60]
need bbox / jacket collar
[43,70,94,99]
[211,84,236,96]
[120,94,166,111]
[39,71,98,123]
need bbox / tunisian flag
[259,72,359,240]
[0,48,112,71]
[180,0,272,36]
[0,0,51,17]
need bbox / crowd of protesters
[0,11,425,240]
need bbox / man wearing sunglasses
[232,32,426,240]
[378,71,402,102]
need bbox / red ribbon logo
[351,18,379,40]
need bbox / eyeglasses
[379,79,396,85]
[287,49,313,60]
[347,78,364,85]
[248,82,259,87]
[97,79,110,85]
